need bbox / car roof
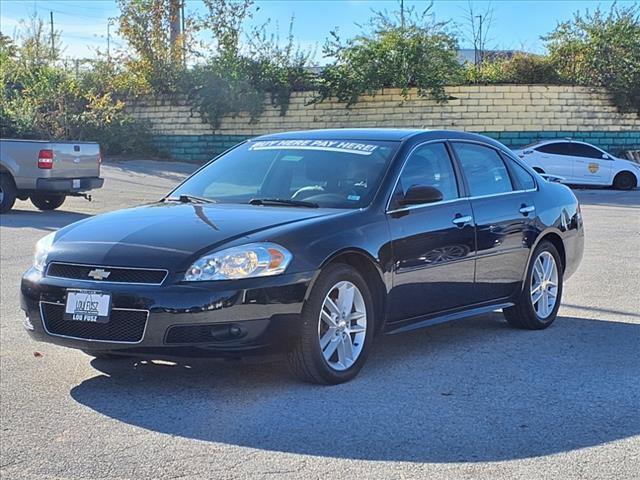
[252,128,508,149]
[517,138,604,150]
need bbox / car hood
[47,202,341,270]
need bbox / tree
[544,4,640,113]
[117,0,189,92]
[317,1,462,106]
[462,1,495,67]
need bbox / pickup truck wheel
[0,174,17,213]
[30,193,66,211]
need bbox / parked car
[20,129,584,384]
[0,139,104,213]
[513,139,640,190]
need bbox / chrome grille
[46,262,168,285]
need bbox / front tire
[30,193,66,210]
[503,241,563,330]
[0,174,17,213]
[613,171,637,190]
[287,264,375,384]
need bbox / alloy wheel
[530,251,559,319]
[318,280,367,371]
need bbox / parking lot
[1,160,639,480]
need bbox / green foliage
[316,3,462,106]
[116,0,187,93]
[184,1,315,127]
[544,4,640,113]
[0,23,155,156]
[465,53,562,84]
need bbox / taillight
[98,150,103,165]
[38,149,54,169]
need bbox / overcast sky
[0,0,631,62]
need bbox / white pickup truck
[0,139,104,213]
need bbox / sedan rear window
[171,139,398,208]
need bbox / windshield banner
[249,140,379,155]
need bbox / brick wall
[127,85,640,162]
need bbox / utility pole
[400,0,405,29]
[476,14,483,65]
[49,11,55,58]
[169,0,182,65]
[181,0,186,67]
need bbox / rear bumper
[20,267,315,357]
[35,177,104,193]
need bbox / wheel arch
[0,164,16,183]
[613,170,638,189]
[317,248,388,334]
[524,229,567,280]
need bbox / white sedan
[514,140,640,190]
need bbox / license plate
[64,290,111,323]
[72,179,81,188]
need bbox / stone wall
[127,85,640,162]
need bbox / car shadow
[69,314,640,463]
[0,209,91,231]
[572,188,640,208]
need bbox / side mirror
[398,185,443,206]
[602,153,610,160]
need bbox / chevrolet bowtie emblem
[88,268,111,280]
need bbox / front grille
[41,302,148,343]
[47,263,167,285]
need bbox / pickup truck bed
[0,139,104,213]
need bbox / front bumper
[35,177,104,193]
[20,268,315,357]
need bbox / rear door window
[536,143,573,156]
[509,160,536,190]
[452,143,514,197]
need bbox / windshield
[170,139,399,208]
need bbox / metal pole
[476,14,483,64]
[107,21,110,62]
[181,0,186,67]
[50,11,55,58]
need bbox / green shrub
[0,29,155,156]
[465,53,562,84]
[316,5,462,106]
[544,4,640,114]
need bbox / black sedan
[21,129,584,384]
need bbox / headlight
[34,232,56,272]
[184,242,292,281]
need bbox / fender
[519,226,565,289]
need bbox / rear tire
[0,174,17,213]
[613,171,637,190]
[503,241,563,330]
[287,263,375,384]
[30,193,66,210]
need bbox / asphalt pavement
[1,160,639,480]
